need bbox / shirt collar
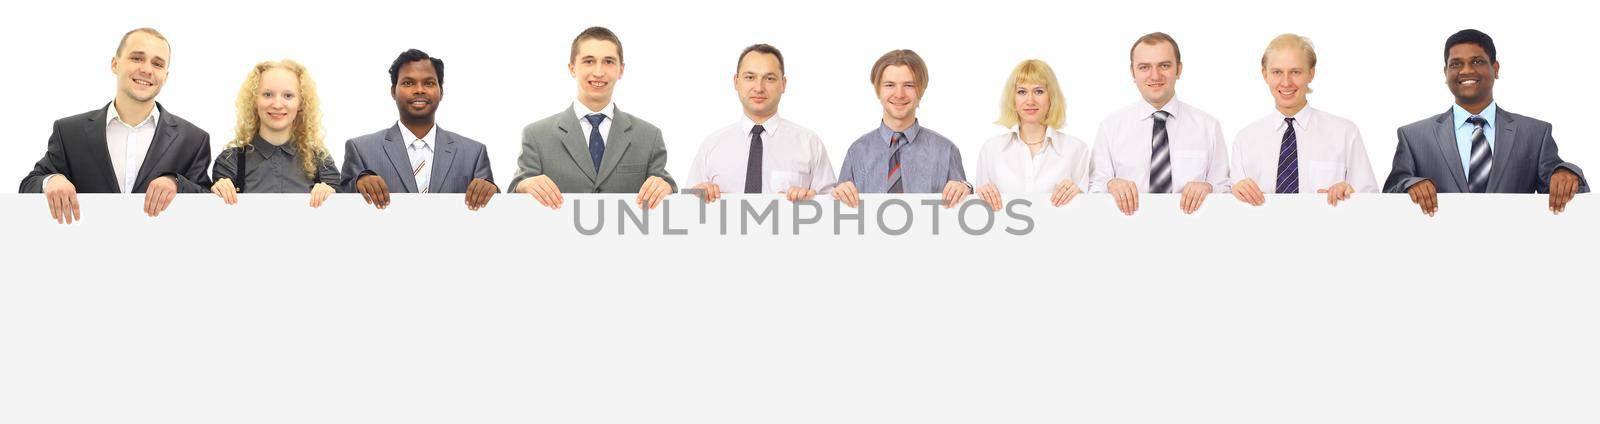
[1137,98,1181,121]
[878,119,922,146]
[105,102,160,129]
[573,100,617,123]
[1003,127,1063,158]
[1278,106,1315,132]
[1452,101,1498,131]
[742,114,781,139]
[397,122,439,148]
[250,134,297,158]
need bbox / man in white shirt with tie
[687,44,835,203]
[21,27,213,224]
[1088,32,1229,215]
[1230,34,1379,207]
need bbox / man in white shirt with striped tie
[687,44,835,203]
[1230,34,1378,208]
[1088,32,1230,216]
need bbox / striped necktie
[887,131,906,193]
[1467,115,1492,193]
[1277,117,1299,194]
[1149,111,1172,193]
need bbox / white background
[3,0,1598,423]
[1,0,1593,186]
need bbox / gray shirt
[837,120,967,193]
[213,135,340,193]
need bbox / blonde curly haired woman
[211,60,339,207]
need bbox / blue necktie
[585,113,606,173]
[1277,117,1299,193]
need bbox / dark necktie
[1150,111,1172,193]
[887,131,906,193]
[585,113,606,173]
[1467,115,1492,193]
[1277,117,1299,194]
[745,125,765,194]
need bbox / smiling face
[392,59,442,122]
[877,64,920,123]
[569,38,623,110]
[255,67,300,135]
[1262,49,1314,114]
[1130,41,1181,108]
[110,31,170,105]
[735,51,785,122]
[1445,42,1497,107]
[1013,83,1049,126]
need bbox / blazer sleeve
[508,124,544,193]
[1383,127,1427,193]
[473,144,494,187]
[213,148,239,185]
[1534,123,1589,193]
[338,138,367,193]
[647,129,676,192]
[170,129,213,193]
[19,121,70,193]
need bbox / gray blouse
[212,135,340,193]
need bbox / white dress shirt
[1229,107,1379,193]
[1088,99,1230,193]
[686,115,837,194]
[106,103,160,193]
[401,123,437,193]
[974,128,1091,194]
[573,100,616,147]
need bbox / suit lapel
[83,104,119,191]
[382,125,419,193]
[596,108,633,185]
[1489,108,1518,192]
[1433,109,1470,191]
[430,130,457,192]
[556,106,599,183]
[133,104,179,192]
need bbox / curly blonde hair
[227,60,328,179]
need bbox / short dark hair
[1130,32,1181,64]
[389,49,445,89]
[737,44,785,75]
[1445,29,1497,63]
[571,26,623,65]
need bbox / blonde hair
[1261,33,1317,69]
[996,59,1067,129]
[227,60,328,179]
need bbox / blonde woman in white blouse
[974,59,1092,211]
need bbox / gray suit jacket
[338,124,494,193]
[1384,107,1588,193]
[508,105,676,193]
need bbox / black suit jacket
[20,102,212,193]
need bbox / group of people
[22,27,1588,225]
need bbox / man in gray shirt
[833,49,971,209]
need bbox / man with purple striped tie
[1231,34,1378,208]
[1384,29,1587,216]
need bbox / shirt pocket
[1298,160,1346,192]
[614,162,647,175]
[1169,149,1209,185]
[769,169,812,192]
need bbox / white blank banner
[1,193,1595,424]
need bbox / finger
[48,192,63,223]
[377,179,391,209]
[1063,187,1080,206]
[1116,190,1131,215]
[158,189,176,216]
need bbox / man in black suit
[20,27,212,224]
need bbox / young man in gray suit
[509,26,676,210]
[340,49,498,211]
[21,28,212,224]
[1385,29,1587,216]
